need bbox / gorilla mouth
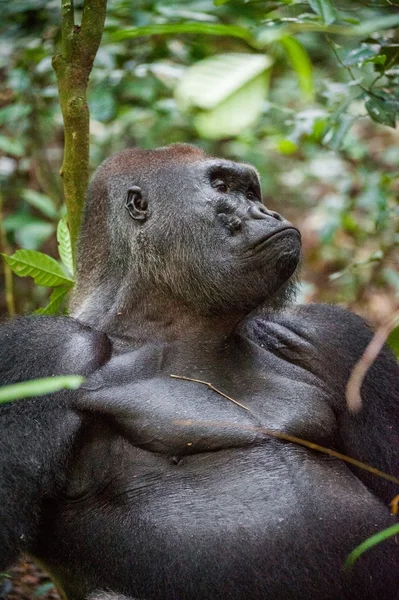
[249,226,301,254]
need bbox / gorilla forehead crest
[94,143,206,191]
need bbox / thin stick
[346,311,399,413]
[170,374,250,411]
[174,418,399,487]
[0,193,15,316]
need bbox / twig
[170,375,250,411]
[346,311,399,413]
[174,418,399,487]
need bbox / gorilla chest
[83,354,337,456]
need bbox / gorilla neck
[72,280,246,347]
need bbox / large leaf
[2,250,74,287]
[279,37,314,101]
[35,285,71,315]
[307,0,337,25]
[57,218,74,276]
[176,53,272,111]
[194,72,270,139]
[0,376,84,405]
[15,222,55,251]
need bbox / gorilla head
[71,144,301,331]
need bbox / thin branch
[174,418,399,487]
[346,311,399,413]
[170,375,250,411]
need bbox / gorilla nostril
[229,216,242,232]
[271,211,283,221]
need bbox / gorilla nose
[248,205,284,221]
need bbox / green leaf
[346,523,399,568]
[57,218,74,276]
[279,37,314,101]
[106,23,254,45]
[307,0,337,25]
[176,54,272,139]
[387,325,399,358]
[343,45,380,67]
[1,250,74,287]
[365,95,397,129]
[15,222,55,250]
[0,376,84,405]
[21,189,58,219]
[176,53,272,111]
[0,135,24,157]
[35,285,71,315]
[353,15,399,37]
[194,72,270,139]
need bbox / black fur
[1,145,398,600]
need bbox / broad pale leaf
[194,72,270,139]
[57,218,74,276]
[0,376,84,405]
[176,53,272,111]
[1,250,74,287]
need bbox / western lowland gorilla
[0,144,398,600]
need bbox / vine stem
[52,0,107,263]
[0,193,15,316]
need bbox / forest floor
[1,559,60,600]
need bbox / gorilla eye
[247,191,257,202]
[212,179,228,193]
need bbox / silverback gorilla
[1,144,398,600]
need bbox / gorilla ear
[125,186,148,222]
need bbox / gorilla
[0,144,398,600]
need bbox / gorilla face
[75,145,301,321]
[124,155,301,316]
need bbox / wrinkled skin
[0,144,398,600]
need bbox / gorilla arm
[0,316,111,569]
[247,304,399,504]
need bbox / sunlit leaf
[346,523,399,568]
[176,53,272,111]
[194,72,270,139]
[35,285,71,315]
[307,0,337,25]
[57,217,74,276]
[280,37,314,101]
[0,376,84,405]
[1,250,74,287]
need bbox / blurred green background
[0,0,398,327]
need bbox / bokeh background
[0,0,398,597]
